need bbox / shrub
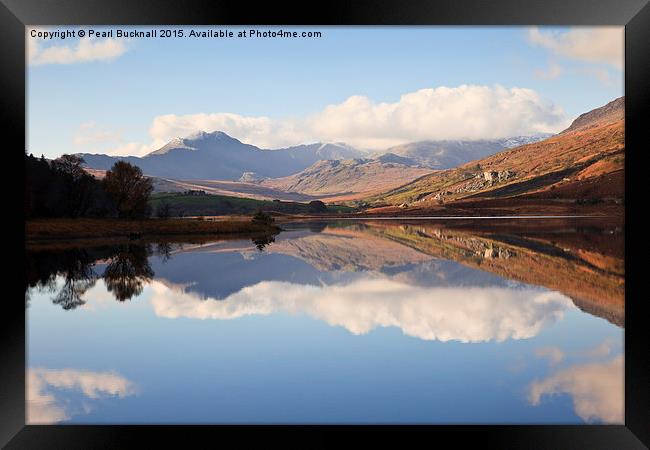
[251,209,275,225]
[308,200,328,213]
[155,201,172,219]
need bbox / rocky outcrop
[426,170,516,202]
[483,170,514,183]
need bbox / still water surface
[25,220,624,424]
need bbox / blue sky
[27,26,624,158]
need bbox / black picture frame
[4,0,648,447]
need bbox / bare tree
[103,161,153,219]
[51,154,87,181]
[103,244,154,301]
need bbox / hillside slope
[261,158,432,201]
[362,221,623,326]
[368,97,624,208]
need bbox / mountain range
[79,131,551,183]
[79,132,364,180]
[374,135,552,169]
[78,97,623,210]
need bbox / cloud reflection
[150,278,574,343]
[535,347,565,367]
[528,354,623,423]
[27,368,137,424]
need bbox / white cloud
[72,122,157,157]
[27,368,137,424]
[580,337,615,359]
[148,112,303,151]
[102,85,567,155]
[528,354,623,423]
[101,142,157,157]
[149,278,574,343]
[533,62,617,87]
[527,27,623,70]
[73,122,123,147]
[535,346,565,366]
[534,338,618,370]
[534,61,563,80]
[28,28,128,66]
[576,67,616,86]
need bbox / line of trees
[25,153,153,219]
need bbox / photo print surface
[25,26,624,424]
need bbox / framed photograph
[4,0,648,447]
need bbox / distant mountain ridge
[79,132,364,181]
[378,134,553,169]
[79,130,554,182]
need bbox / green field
[149,192,355,216]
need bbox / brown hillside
[561,96,624,134]
[369,97,624,210]
[262,159,431,202]
[361,221,624,327]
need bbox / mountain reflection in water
[25,219,624,424]
[25,220,624,328]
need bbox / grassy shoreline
[26,218,280,242]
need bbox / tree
[252,234,276,251]
[103,161,153,219]
[52,274,95,310]
[155,201,172,219]
[51,154,97,217]
[49,251,98,310]
[251,209,274,225]
[308,200,327,213]
[25,154,51,218]
[103,244,154,301]
[51,154,87,181]
[25,153,120,218]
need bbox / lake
[25,219,624,424]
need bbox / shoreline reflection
[26,220,624,424]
